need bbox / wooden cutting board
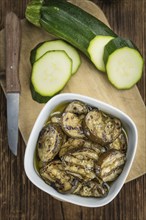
[0,0,145,182]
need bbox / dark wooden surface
[0,0,145,219]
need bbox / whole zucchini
[25,0,117,57]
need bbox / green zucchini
[103,37,144,89]
[25,0,117,57]
[26,0,144,89]
[87,35,115,72]
[31,50,72,103]
[30,39,81,74]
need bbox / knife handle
[5,12,21,93]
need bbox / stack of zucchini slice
[30,39,81,103]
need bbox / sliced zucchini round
[87,35,114,72]
[50,112,62,124]
[96,149,126,182]
[83,109,122,146]
[104,37,144,89]
[31,50,72,103]
[61,112,85,138]
[40,160,79,194]
[73,178,109,198]
[37,123,65,163]
[59,138,85,158]
[108,129,128,152]
[64,100,89,114]
[30,39,81,74]
[62,152,96,181]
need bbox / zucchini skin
[103,37,138,65]
[30,41,44,64]
[30,82,51,103]
[26,0,117,57]
[40,6,93,56]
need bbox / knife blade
[5,12,21,156]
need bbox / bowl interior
[24,93,137,207]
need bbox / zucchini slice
[95,149,126,182]
[50,112,62,124]
[108,129,128,153]
[30,39,81,74]
[83,109,122,146]
[59,138,85,157]
[87,35,114,72]
[104,37,144,89]
[61,112,85,138]
[73,178,109,198]
[40,160,79,194]
[64,100,89,114]
[31,50,72,103]
[37,123,65,163]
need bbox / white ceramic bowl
[24,93,138,208]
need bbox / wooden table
[0,0,145,219]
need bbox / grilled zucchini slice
[73,178,109,198]
[64,100,89,115]
[59,138,85,157]
[37,123,65,162]
[61,147,99,181]
[61,112,85,138]
[108,129,128,152]
[83,109,122,145]
[40,160,78,193]
[96,149,126,182]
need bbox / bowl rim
[24,93,138,207]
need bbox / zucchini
[25,0,117,57]
[26,1,143,89]
[96,149,126,182]
[83,109,122,146]
[37,123,65,162]
[30,39,81,74]
[31,50,72,103]
[40,160,79,194]
[87,35,115,72]
[103,37,144,89]
[61,112,85,138]
[64,100,89,115]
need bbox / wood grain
[5,12,21,93]
[0,1,145,220]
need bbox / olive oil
[46,102,69,124]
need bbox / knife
[5,12,21,156]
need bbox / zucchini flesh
[30,39,81,74]
[104,37,144,89]
[31,50,72,102]
[87,35,114,72]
